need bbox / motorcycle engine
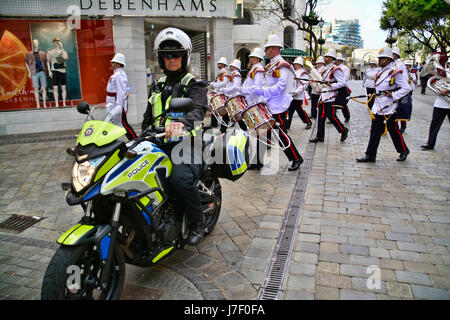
[157,217,177,246]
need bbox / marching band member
[220,59,242,97]
[248,33,303,171]
[105,52,137,140]
[363,60,379,109]
[356,47,411,163]
[210,57,229,91]
[310,56,325,119]
[399,60,417,133]
[240,47,266,170]
[309,48,349,144]
[287,56,312,130]
[392,47,412,134]
[335,53,351,122]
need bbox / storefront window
[0,19,115,111]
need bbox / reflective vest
[148,73,201,137]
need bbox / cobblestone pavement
[0,81,449,300]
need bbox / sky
[315,0,387,49]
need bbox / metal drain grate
[0,214,45,233]
[258,122,318,300]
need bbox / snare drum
[207,91,215,104]
[242,103,275,133]
[209,94,228,117]
[224,95,248,123]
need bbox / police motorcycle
[41,98,249,300]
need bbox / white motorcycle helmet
[154,27,192,71]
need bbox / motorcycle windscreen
[77,120,127,147]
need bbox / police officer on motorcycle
[141,28,207,246]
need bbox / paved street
[0,80,449,300]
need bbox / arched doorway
[283,26,295,49]
[236,47,250,78]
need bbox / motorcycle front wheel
[41,242,125,300]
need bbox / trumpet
[427,76,450,103]
[303,57,323,93]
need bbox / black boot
[340,127,349,142]
[309,137,324,143]
[420,144,434,150]
[288,157,303,171]
[397,149,409,161]
[356,155,376,163]
[187,219,204,246]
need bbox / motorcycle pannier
[209,128,249,182]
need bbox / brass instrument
[428,76,450,103]
[424,52,450,103]
[303,57,323,93]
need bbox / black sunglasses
[161,52,183,59]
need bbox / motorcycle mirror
[77,101,90,115]
[169,98,194,113]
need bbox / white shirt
[337,63,350,81]
[373,62,411,115]
[320,63,346,103]
[210,68,228,90]
[363,67,380,89]
[221,70,242,97]
[241,62,265,106]
[407,70,417,91]
[253,54,293,114]
[433,82,450,109]
[311,65,325,95]
[292,68,309,101]
[106,67,128,115]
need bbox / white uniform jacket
[210,68,229,90]
[319,63,346,103]
[253,54,293,114]
[292,68,310,101]
[373,62,412,115]
[241,62,265,106]
[106,67,128,117]
[407,70,418,91]
[221,70,242,96]
[311,65,325,95]
[363,67,380,89]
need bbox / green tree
[380,0,450,53]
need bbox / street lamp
[386,17,396,47]
[318,18,325,56]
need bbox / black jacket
[141,72,207,132]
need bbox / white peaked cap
[316,56,325,64]
[249,47,265,60]
[392,47,401,56]
[230,59,241,70]
[111,53,126,66]
[293,56,304,65]
[336,53,345,61]
[264,33,283,48]
[377,46,394,59]
[218,57,228,65]
[324,48,337,59]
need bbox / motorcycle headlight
[72,156,105,192]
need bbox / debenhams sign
[0,0,236,18]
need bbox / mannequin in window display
[25,39,48,108]
[47,38,69,107]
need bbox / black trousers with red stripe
[273,111,302,162]
[365,114,409,158]
[316,102,346,139]
[286,99,311,129]
[121,110,137,140]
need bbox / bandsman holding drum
[210,56,229,92]
[240,47,266,170]
[246,33,303,172]
[221,59,242,97]
[309,48,349,144]
[287,56,312,131]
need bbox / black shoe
[356,155,376,163]
[340,127,349,142]
[309,137,324,143]
[345,118,350,123]
[420,144,434,150]
[248,163,264,170]
[288,157,303,171]
[397,150,409,161]
[305,122,312,130]
[399,127,405,134]
[326,121,332,124]
[187,222,204,246]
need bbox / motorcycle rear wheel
[41,242,125,300]
[201,176,222,235]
